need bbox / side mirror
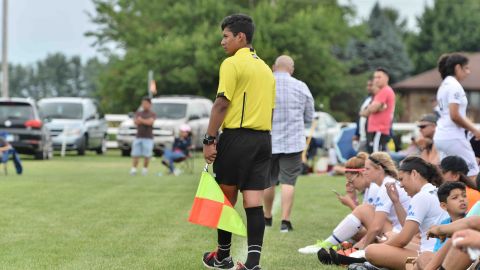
[128,112,135,119]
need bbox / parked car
[38,97,109,155]
[304,111,340,149]
[0,98,53,160]
[117,95,213,157]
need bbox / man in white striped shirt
[263,55,314,232]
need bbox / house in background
[394,53,480,122]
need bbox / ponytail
[399,156,444,187]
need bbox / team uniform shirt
[434,76,468,140]
[373,176,411,232]
[217,47,276,131]
[433,217,451,252]
[406,183,449,252]
[367,86,395,135]
[271,71,314,154]
[358,96,372,142]
[363,182,381,206]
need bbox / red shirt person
[360,68,395,153]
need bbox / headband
[344,168,366,172]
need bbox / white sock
[130,167,137,172]
[327,214,362,245]
[142,168,148,175]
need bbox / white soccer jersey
[373,176,411,232]
[434,76,468,140]
[363,182,380,206]
[406,183,449,252]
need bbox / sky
[1,0,435,65]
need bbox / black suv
[0,98,53,159]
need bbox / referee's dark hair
[437,53,469,79]
[142,96,152,104]
[375,67,390,78]
[437,181,466,203]
[221,14,255,44]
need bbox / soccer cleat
[264,217,272,227]
[235,262,262,270]
[202,251,235,269]
[280,220,293,232]
[317,248,334,265]
[328,247,366,265]
[298,239,338,254]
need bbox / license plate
[6,134,14,142]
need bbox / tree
[409,0,480,73]
[347,3,413,84]
[87,0,364,119]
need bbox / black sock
[245,206,265,269]
[217,229,232,260]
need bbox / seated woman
[299,152,410,262]
[361,156,448,270]
[161,124,192,175]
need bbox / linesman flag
[188,168,247,237]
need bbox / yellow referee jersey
[217,47,275,131]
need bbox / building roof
[394,53,480,92]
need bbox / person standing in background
[263,55,314,233]
[130,97,156,176]
[353,79,374,152]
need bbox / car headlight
[64,128,82,136]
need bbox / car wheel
[121,149,130,157]
[96,136,107,155]
[77,136,87,156]
[34,149,46,160]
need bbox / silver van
[38,97,109,155]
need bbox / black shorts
[213,128,272,191]
[366,131,390,153]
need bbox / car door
[84,101,101,148]
[186,102,207,148]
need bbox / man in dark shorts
[130,97,156,176]
[202,14,275,270]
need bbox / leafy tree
[87,0,363,119]
[409,0,480,73]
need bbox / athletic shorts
[131,138,154,157]
[270,152,302,186]
[435,138,479,177]
[213,128,272,191]
[367,131,390,153]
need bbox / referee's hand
[203,144,217,164]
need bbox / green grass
[0,151,350,269]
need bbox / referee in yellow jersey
[202,14,275,270]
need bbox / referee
[202,14,275,270]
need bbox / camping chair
[0,131,23,176]
[174,147,195,174]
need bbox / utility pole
[1,0,8,98]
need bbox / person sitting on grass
[161,124,192,175]
[299,152,410,262]
[413,181,468,270]
[334,152,380,211]
[358,156,448,270]
[439,156,480,211]
[426,216,480,270]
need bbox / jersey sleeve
[446,84,463,105]
[406,194,428,224]
[374,185,393,213]
[217,60,237,101]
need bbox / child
[414,181,467,270]
[440,156,480,211]
[161,124,191,175]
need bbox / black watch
[203,134,216,145]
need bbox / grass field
[0,151,350,270]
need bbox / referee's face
[221,28,243,55]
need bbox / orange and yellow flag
[188,169,247,236]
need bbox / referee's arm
[204,96,230,163]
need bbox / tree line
[4,0,480,121]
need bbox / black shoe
[317,248,334,265]
[280,220,293,232]
[328,247,366,265]
[202,251,234,269]
[264,217,272,227]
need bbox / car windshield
[151,103,187,119]
[39,102,83,120]
[0,103,34,121]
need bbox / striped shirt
[271,72,314,154]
